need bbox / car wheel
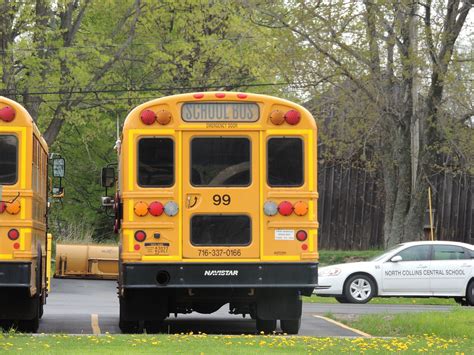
[335,296,349,303]
[343,274,376,304]
[467,281,474,306]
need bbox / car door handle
[461,264,471,267]
[416,265,428,268]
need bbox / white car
[315,241,474,305]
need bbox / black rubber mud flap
[256,288,302,320]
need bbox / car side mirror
[101,167,115,188]
[390,255,402,262]
[52,158,66,178]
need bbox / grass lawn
[304,295,458,305]
[1,332,472,354]
[339,308,474,339]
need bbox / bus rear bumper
[0,261,31,288]
[122,262,318,294]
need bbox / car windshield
[369,244,404,262]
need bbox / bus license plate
[144,242,169,255]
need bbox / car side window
[396,245,431,261]
[433,245,468,261]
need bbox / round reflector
[278,201,293,216]
[134,201,149,217]
[148,201,164,216]
[269,110,284,125]
[296,230,308,242]
[294,201,308,216]
[140,109,156,125]
[156,110,172,125]
[164,201,179,217]
[7,229,19,241]
[13,242,20,250]
[0,106,15,122]
[0,202,6,213]
[6,200,20,215]
[285,110,301,125]
[263,201,278,216]
[301,243,308,251]
[134,244,141,251]
[134,230,146,242]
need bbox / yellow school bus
[104,92,318,334]
[0,97,61,332]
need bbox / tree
[248,0,473,246]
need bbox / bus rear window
[0,135,18,185]
[267,137,303,187]
[191,215,251,246]
[191,137,250,186]
[138,138,174,187]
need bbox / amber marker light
[156,110,172,125]
[6,200,21,215]
[134,201,149,217]
[269,110,285,125]
[294,201,308,216]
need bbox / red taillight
[140,109,156,125]
[134,230,146,242]
[148,201,164,216]
[285,110,300,125]
[0,202,6,213]
[7,229,19,241]
[278,201,293,216]
[0,106,15,122]
[296,230,308,242]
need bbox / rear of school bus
[117,92,318,334]
[0,97,49,332]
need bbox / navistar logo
[204,270,239,276]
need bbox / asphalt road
[38,279,453,336]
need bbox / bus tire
[467,281,474,306]
[144,320,167,334]
[280,318,301,334]
[256,318,276,334]
[17,296,40,333]
[119,317,140,334]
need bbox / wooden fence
[317,164,474,249]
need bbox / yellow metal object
[55,243,119,279]
[47,234,52,292]
[119,92,318,263]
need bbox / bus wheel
[256,318,276,334]
[0,320,14,331]
[280,318,301,334]
[144,320,167,334]
[119,318,140,334]
[17,296,40,333]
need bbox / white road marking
[91,313,101,335]
[313,315,371,337]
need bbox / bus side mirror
[101,167,115,188]
[52,158,65,178]
[390,255,402,262]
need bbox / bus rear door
[182,131,260,259]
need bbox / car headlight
[318,267,342,277]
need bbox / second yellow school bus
[105,92,318,334]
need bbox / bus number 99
[213,194,231,206]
